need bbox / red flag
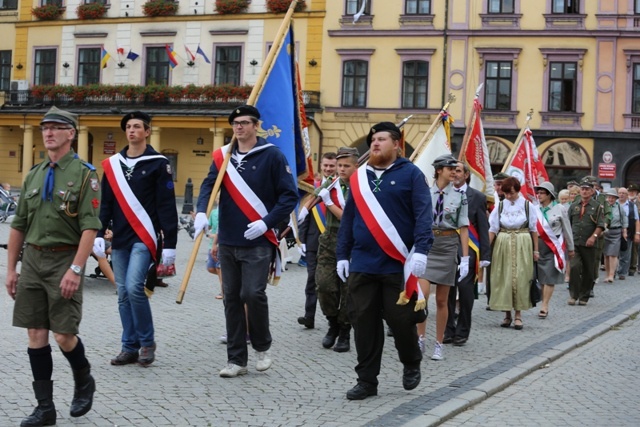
[460,98,495,202]
[504,128,548,202]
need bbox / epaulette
[80,160,97,171]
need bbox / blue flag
[255,26,306,184]
[196,44,211,64]
[126,50,139,62]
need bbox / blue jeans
[112,242,154,352]
[219,244,273,366]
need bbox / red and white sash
[350,165,424,305]
[212,145,279,247]
[102,153,166,261]
[533,204,566,272]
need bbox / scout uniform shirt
[568,198,605,247]
[12,149,102,246]
[431,183,469,230]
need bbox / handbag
[620,235,629,252]
[530,262,541,306]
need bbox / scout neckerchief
[350,164,425,310]
[212,144,282,283]
[102,153,166,261]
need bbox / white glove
[409,253,427,277]
[162,249,176,266]
[297,206,309,223]
[193,212,209,240]
[244,220,268,240]
[458,256,470,281]
[479,260,491,268]
[318,188,334,206]
[93,237,105,258]
[337,260,350,282]
[298,243,306,257]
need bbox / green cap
[40,106,78,129]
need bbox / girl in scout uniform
[418,154,469,361]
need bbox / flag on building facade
[254,25,307,184]
[185,45,196,62]
[196,44,211,64]
[126,50,139,62]
[459,96,495,203]
[100,46,111,69]
[165,45,179,69]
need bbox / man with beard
[444,162,491,346]
[336,122,433,400]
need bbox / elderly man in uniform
[95,111,178,367]
[336,122,433,400]
[568,178,605,306]
[627,183,640,276]
[194,105,298,378]
[581,176,610,297]
[6,106,101,426]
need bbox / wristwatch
[69,264,82,276]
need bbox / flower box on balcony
[266,0,306,14]
[142,0,178,17]
[31,4,65,21]
[215,0,250,15]
[77,3,107,20]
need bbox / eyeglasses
[231,120,253,127]
[40,126,72,132]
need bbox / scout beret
[628,184,640,192]
[432,154,459,168]
[366,122,401,146]
[336,146,360,159]
[493,172,510,181]
[121,111,152,131]
[534,181,557,199]
[41,106,78,129]
[228,105,260,124]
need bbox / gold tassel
[396,290,409,305]
[414,298,426,311]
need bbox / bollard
[182,178,194,214]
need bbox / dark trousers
[446,251,477,339]
[630,242,638,274]
[590,237,604,290]
[219,244,273,366]
[303,250,318,319]
[570,245,596,302]
[347,272,422,387]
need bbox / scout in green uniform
[568,179,605,306]
[5,106,102,427]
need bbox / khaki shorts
[13,245,83,334]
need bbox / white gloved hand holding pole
[318,188,334,206]
[458,256,470,281]
[409,253,427,277]
[193,212,209,240]
[93,237,105,258]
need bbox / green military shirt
[12,149,102,246]
[568,198,605,247]
[324,178,349,234]
[431,183,469,230]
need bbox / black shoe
[346,383,377,400]
[453,337,468,346]
[70,364,95,417]
[386,327,394,337]
[442,336,454,344]
[333,327,350,353]
[629,272,635,277]
[138,343,156,366]
[297,316,315,329]
[21,380,56,427]
[322,320,340,349]
[110,351,139,366]
[402,367,421,390]
[589,289,595,298]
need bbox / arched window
[541,140,590,190]
[486,137,511,176]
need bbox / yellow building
[0,0,325,196]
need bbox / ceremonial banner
[460,97,495,203]
[412,113,454,187]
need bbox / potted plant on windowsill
[215,0,250,14]
[31,4,65,21]
[266,0,306,14]
[142,0,178,17]
[76,2,107,20]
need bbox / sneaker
[256,351,272,372]
[219,363,248,378]
[431,342,444,361]
[138,343,156,366]
[110,351,138,366]
[219,334,227,344]
[418,335,426,354]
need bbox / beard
[368,150,395,168]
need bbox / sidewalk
[1,220,639,426]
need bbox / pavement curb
[404,302,640,427]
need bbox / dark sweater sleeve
[156,159,179,249]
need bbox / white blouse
[489,195,537,233]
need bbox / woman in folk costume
[535,181,574,319]
[417,154,469,361]
[489,177,539,330]
[602,188,627,283]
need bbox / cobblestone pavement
[440,316,640,427]
[1,219,640,426]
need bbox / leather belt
[28,244,78,252]
[433,229,459,236]
[609,227,621,230]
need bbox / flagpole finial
[447,93,456,104]
[527,109,534,121]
